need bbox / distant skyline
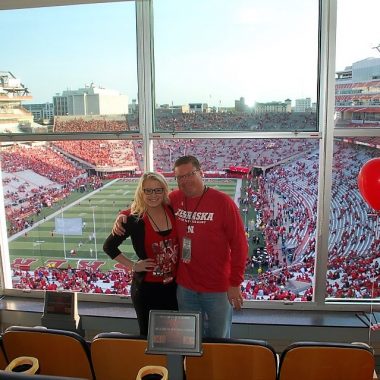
[1,0,380,107]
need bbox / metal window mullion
[313,0,337,305]
[136,0,154,172]
[0,162,12,289]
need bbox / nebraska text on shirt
[175,209,214,222]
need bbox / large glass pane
[328,0,380,300]
[0,2,137,134]
[335,0,380,130]
[154,138,318,302]
[327,140,379,299]
[1,139,142,293]
[154,0,319,133]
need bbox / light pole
[92,206,98,259]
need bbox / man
[113,155,247,338]
[171,155,248,337]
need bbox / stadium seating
[2,325,378,380]
[185,337,277,380]
[91,332,167,380]
[277,341,376,380]
[2,326,95,379]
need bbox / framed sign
[146,310,202,356]
[41,291,82,334]
[43,291,77,317]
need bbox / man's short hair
[173,155,201,170]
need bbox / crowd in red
[54,117,133,132]
[155,111,317,132]
[153,138,317,172]
[239,140,379,300]
[2,114,380,300]
[2,144,102,234]
[13,266,132,295]
[52,140,139,168]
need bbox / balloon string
[369,213,380,346]
[369,276,374,345]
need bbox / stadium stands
[1,115,379,301]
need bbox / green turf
[9,178,252,271]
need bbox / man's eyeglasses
[175,169,200,182]
[143,188,164,195]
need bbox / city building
[295,97,312,112]
[156,103,190,115]
[254,99,291,113]
[23,102,54,124]
[53,83,129,116]
[128,99,138,114]
[235,97,249,112]
[188,103,208,113]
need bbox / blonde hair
[131,172,170,217]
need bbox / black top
[103,212,147,261]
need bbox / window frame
[1,0,379,313]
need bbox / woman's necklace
[184,186,208,234]
[146,207,169,233]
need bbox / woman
[103,172,178,336]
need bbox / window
[2,139,142,293]
[334,0,380,130]
[0,2,137,135]
[153,138,317,301]
[153,0,319,133]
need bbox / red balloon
[357,157,380,211]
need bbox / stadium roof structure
[0,71,31,98]
[335,80,380,89]
[0,71,34,133]
[335,107,380,113]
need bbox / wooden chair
[91,332,167,380]
[185,337,277,380]
[2,326,94,379]
[278,341,376,380]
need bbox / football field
[8,178,243,271]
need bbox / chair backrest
[91,332,167,380]
[0,335,9,370]
[2,326,94,379]
[278,341,376,380]
[185,337,277,380]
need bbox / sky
[1,0,380,107]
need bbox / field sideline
[8,178,248,272]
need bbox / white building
[295,98,312,113]
[189,103,208,113]
[255,100,291,114]
[53,83,129,116]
